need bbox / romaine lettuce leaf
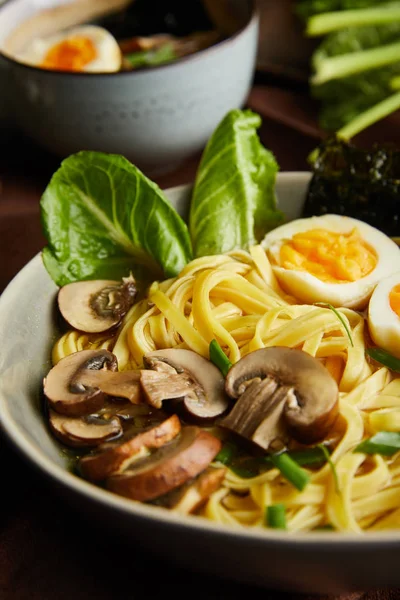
[189,109,283,257]
[40,151,193,286]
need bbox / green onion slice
[354,431,400,456]
[315,302,354,347]
[266,504,287,529]
[366,347,400,373]
[318,443,340,494]
[214,441,237,465]
[271,453,310,491]
[209,339,233,377]
[263,446,328,468]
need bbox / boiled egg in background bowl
[368,272,400,358]
[261,214,400,310]
[13,25,122,73]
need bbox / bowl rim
[2,175,400,549]
[0,0,258,78]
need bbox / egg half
[15,25,122,73]
[261,214,400,309]
[369,272,400,358]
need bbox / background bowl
[2,172,400,596]
[0,0,258,175]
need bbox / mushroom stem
[220,379,294,450]
[140,370,197,409]
[81,370,141,404]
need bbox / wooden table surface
[1,81,400,600]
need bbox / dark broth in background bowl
[0,0,258,174]
[2,0,245,73]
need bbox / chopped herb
[214,441,238,465]
[125,43,177,68]
[354,431,400,456]
[316,302,354,347]
[318,443,340,494]
[271,453,310,491]
[209,339,232,377]
[264,446,329,468]
[366,347,400,373]
[266,504,287,529]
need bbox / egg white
[15,25,122,73]
[261,214,400,309]
[368,272,400,358]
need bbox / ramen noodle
[49,245,400,533]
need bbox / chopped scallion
[318,443,340,494]
[271,453,310,491]
[266,504,287,529]
[214,441,237,465]
[263,446,328,468]
[366,347,400,373]
[209,339,232,377]
[354,431,400,457]
[315,302,353,347]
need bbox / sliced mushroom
[58,275,137,333]
[43,349,141,417]
[107,426,222,502]
[49,409,122,448]
[169,467,226,514]
[221,347,339,450]
[141,349,229,419]
[79,414,181,481]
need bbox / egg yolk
[41,37,97,71]
[389,284,400,316]
[278,228,377,283]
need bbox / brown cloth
[1,84,400,600]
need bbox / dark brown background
[2,75,400,600]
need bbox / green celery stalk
[337,90,400,140]
[312,40,400,84]
[391,75,400,90]
[307,6,400,37]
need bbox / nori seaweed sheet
[302,138,400,237]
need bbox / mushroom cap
[43,349,118,417]
[79,414,181,481]
[225,346,339,444]
[49,409,122,448]
[143,348,229,419]
[107,426,222,502]
[58,276,136,333]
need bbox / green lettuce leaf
[40,151,192,286]
[189,109,284,257]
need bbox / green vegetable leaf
[354,431,400,456]
[40,151,192,286]
[125,43,177,69]
[366,347,400,372]
[189,109,284,257]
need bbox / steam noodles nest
[52,245,400,533]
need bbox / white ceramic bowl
[0,0,258,175]
[1,173,400,595]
